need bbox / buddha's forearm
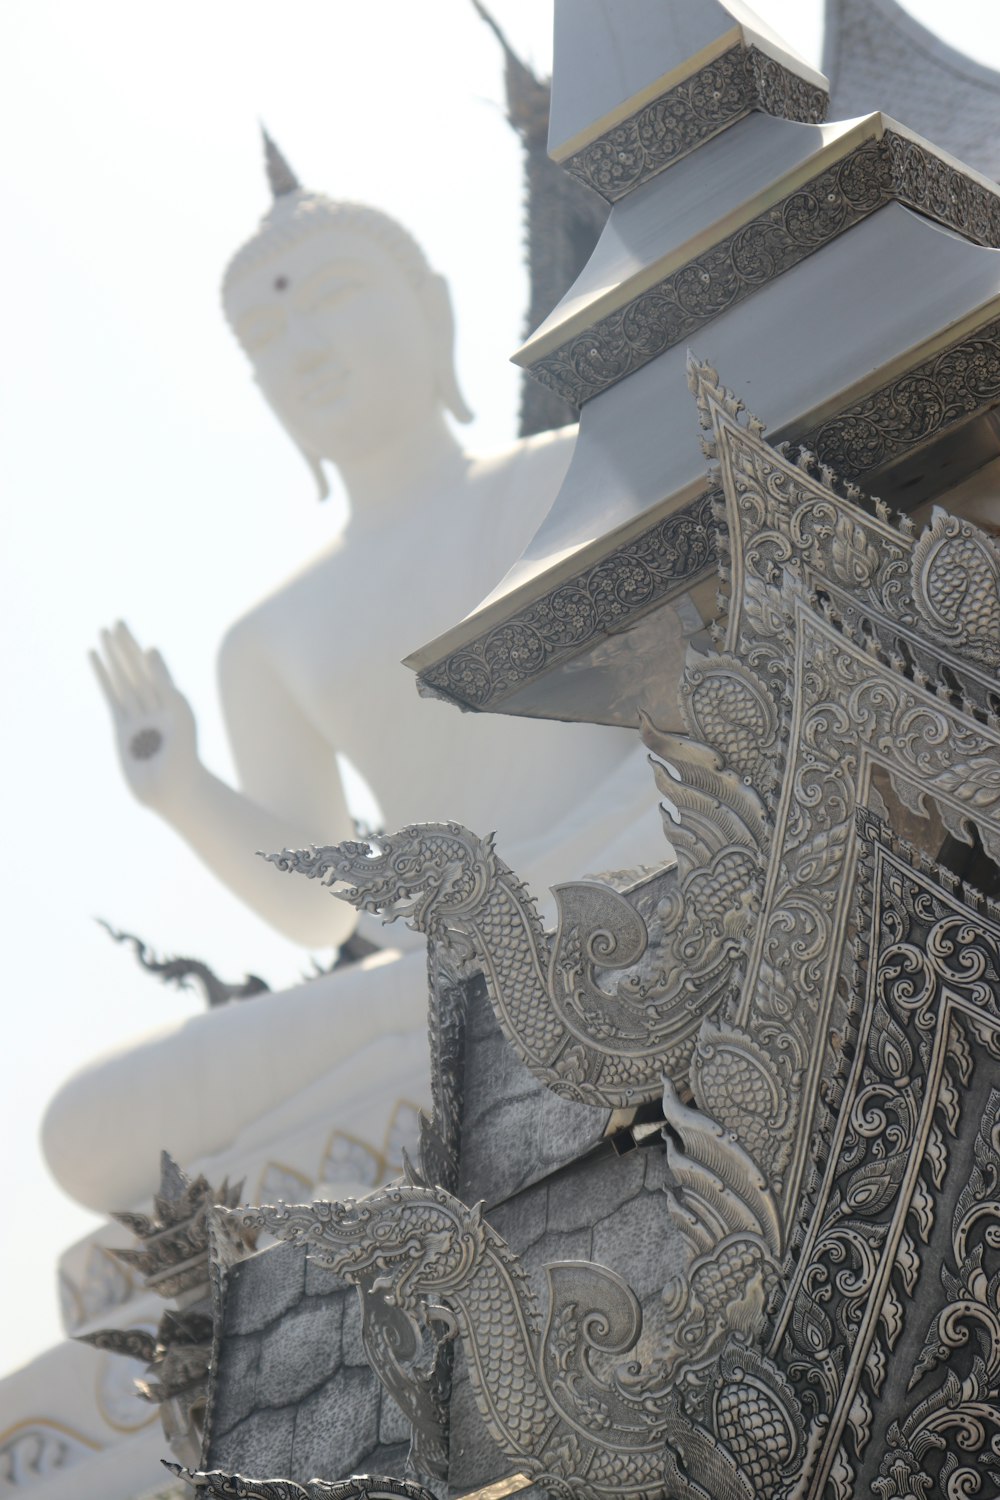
[158,763,358,949]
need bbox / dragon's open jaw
[227,1202,456,1315]
[263,839,470,929]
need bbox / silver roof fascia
[407,206,1000,682]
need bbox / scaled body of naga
[267,741,766,1109]
[231,1168,788,1500]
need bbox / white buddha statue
[45,137,667,1215]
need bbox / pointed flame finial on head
[260,124,301,200]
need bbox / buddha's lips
[299,368,349,406]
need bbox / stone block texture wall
[206,1243,409,1482]
[205,979,685,1494]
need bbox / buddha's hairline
[221,197,436,322]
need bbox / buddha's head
[222,132,472,498]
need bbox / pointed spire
[471,0,550,145]
[260,124,301,200]
[470,0,513,58]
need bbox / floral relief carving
[876,1088,1000,1500]
[534,140,887,406]
[804,315,1000,479]
[688,355,1000,1211]
[381,364,1000,1499]
[762,816,1000,1497]
[562,45,827,204]
[421,317,1000,712]
[911,508,1000,670]
[418,494,715,711]
[533,134,1000,408]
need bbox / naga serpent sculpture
[264,737,766,1108]
[223,1084,797,1500]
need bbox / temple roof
[409,2,1000,722]
[825,0,1000,181]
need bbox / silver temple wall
[200,360,1000,1498]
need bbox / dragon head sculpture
[230,1184,487,1324]
[265,823,499,948]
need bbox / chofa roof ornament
[260,124,301,200]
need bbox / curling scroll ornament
[265,731,768,1111]
[765,814,1000,1499]
[662,355,1000,1217]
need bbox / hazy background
[0,0,996,1379]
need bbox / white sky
[0,0,998,1385]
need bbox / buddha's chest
[255,548,475,743]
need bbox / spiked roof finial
[470,0,550,145]
[260,124,301,200]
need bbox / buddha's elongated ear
[424,272,474,425]
[255,379,330,500]
[301,447,330,500]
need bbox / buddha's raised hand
[90,621,199,812]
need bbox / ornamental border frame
[764,814,1000,1498]
[689,359,1000,1221]
[529,131,1000,408]
[560,42,828,204]
[418,308,1000,714]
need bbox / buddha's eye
[239,311,284,352]
[314,278,361,310]
[274,275,289,291]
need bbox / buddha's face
[224,226,440,465]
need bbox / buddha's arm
[216,620,359,947]
[92,622,357,949]
[162,762,358,949]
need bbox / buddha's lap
[42,945,431,1213]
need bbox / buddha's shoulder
[469,424,577,494]
[465,426,578,560]
[217,540,347,674]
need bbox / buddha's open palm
[90,622,199,811]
